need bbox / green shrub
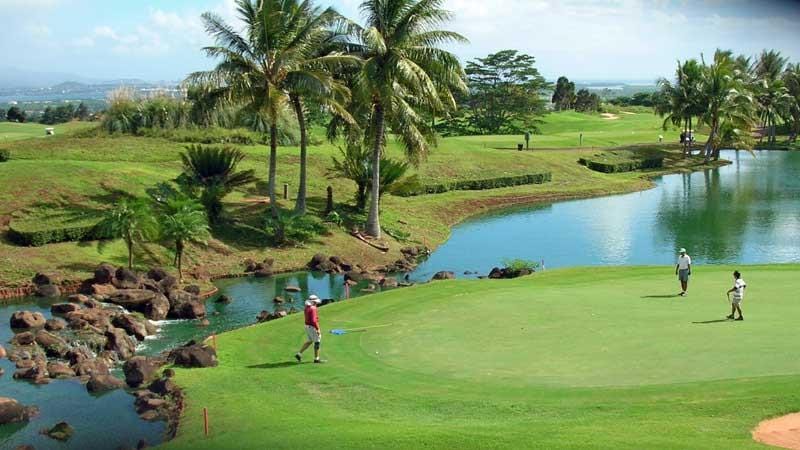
[502,258,540,271]
[8,221,111,246]
[0,149,10,162]
[579,156,663,173]
[392,172,552,197]
[264,213,328,246]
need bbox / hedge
[579,156,663,173]
[393,172,552,197]
[8,221,111,247]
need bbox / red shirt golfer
[295,295,322,363]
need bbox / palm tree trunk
[268,122,279,219]
[704,121,717,163]
[366,101,385,238]
[292,95,308,215]
[176,240,183,283]
[126,235,133,269]
[687,116,693,156]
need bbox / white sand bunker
[753,413,800,449]
[600,113,620,120]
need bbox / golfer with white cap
[675,248,692,297]
[295,294,323,363]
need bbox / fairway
[167,265,800,449]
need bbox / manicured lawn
[0,110,725,286]
[0,121,95,142]
[165,265,800,449]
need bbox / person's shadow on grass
[641,294,681,299]
[692,319,729,324]
[247,361,308,369]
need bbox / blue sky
[2,0,799,82]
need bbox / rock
[34,330,68,357]
[344,270,364,283]
[15,445,36,450]
[309,253,328,268]
[105,327,136,360]
[284,285,301,293]
[35,284,61,298]
[243,259,257,273]
[16,359,36,370]
[168,341,218,368]
[44,421,74,441]
[158,275,178,293]
[94,263,117,284]
[144,294,170,321]
[139,410,159,421]
[51,303,80,314]
[114,267,140,289]
[215,295,232,304]
[167,290,206,319]
[488,266,534,279]
[197,319,210,327]
[12,331,35,346]
[146,267,169,282]
[113,314,151,341]
[272,296,284,304]
[0,344,6,359]
[431,271,456,281]
[141,278,163,294]
[256,310,287,323]
[45,318,66,331]
[65,346,93,366]
[123,356,164,388]
[0,397,36,425]
[148,377,178,395]
[108,289,157,307]
[14,359,48,381]
[380,277,399,288]
[72,358,110,377]
[184,285,201,295]
[91,283,117,297]
[46,362,74,379]
[32,272,58,286]
[68,294,91,305]
[254,268,272,278]
[263,257,275,267]
[86,374,125,393]
[65,308,113,330]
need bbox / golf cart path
[753,412,800,449]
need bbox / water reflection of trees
[655,152,783,263]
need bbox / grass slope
[0,121,95,142]
[166,265,800,449]
[0,111,722,286]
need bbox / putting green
[166,265,800,449]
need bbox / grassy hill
[0,110,720,286]
[0,121,95,142]
[165,265,800,449]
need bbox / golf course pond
[1,149,799,449]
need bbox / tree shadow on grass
[246,361,308,369]
[641,294,681,299]
[692,319,729,324]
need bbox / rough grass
[0,111,726,286]
[165,264,800,449]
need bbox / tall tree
[574,89,601,112]
[782,63,800,140]
[655,59,704,156]
[698,50,758,161]
[551,76,576,111]
[753,50,791,144]
[96,198,159,269]
[6,106,25,123]
[160,197,211,282]
[464,50,549,134]
[353,0,467,238]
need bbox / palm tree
[783,63,800,140]
[160,198,211,282]
[697,50,759,161]
[655,59,703,156]
[353,0,468,238]
[96,197,159,269]
[179,144,257,223]
[752,50,791,144]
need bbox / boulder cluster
[243,258,275,277]
[2,264,216,431]
[488,266,535,279]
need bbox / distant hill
[0,67,100,88]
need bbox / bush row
[579,157,663,173]
[7,221,111,247]
[392,172,552,197]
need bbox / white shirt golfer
[677,254,691,270]
[732,278,746,304]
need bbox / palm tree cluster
[188,0,467,239]
[656,49,800,161]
